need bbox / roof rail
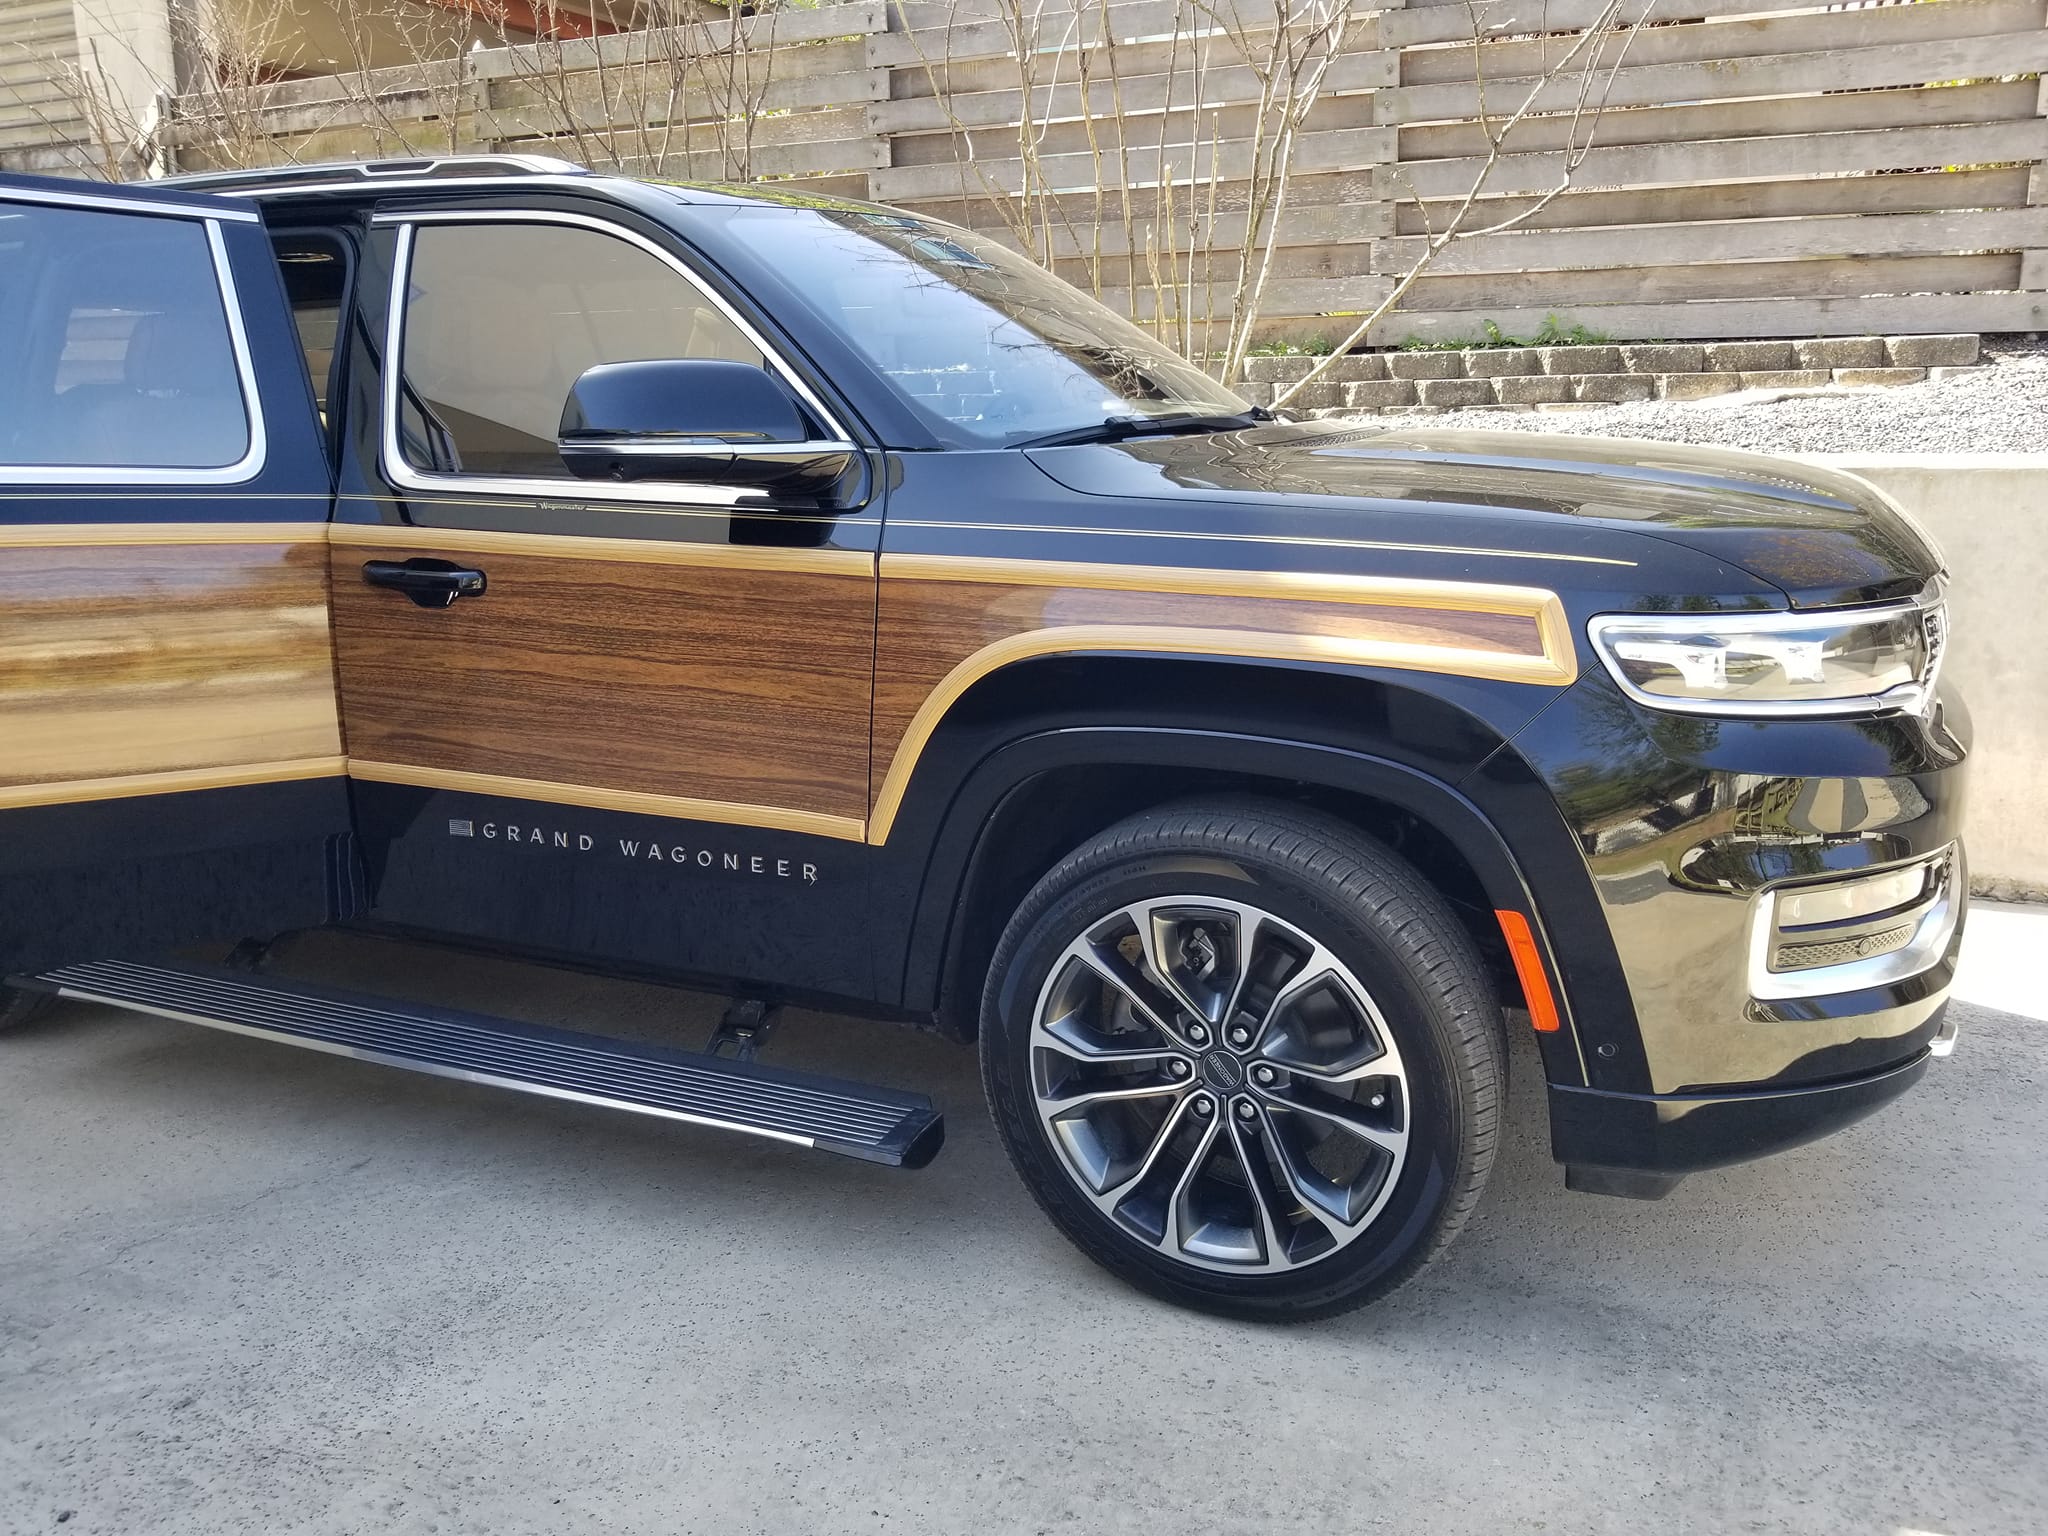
[143,154,590,195]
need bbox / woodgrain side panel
[330,543,876,822]
[870,564,1566,842]
[0,541,343,797]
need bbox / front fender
[867,655,1632,1093]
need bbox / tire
[0,983,54,1034]
[979,798,1504,1322]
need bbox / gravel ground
[1468,336,2048,453]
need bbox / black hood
[1026,421,1941,609]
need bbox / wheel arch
[871,652,1610,1089]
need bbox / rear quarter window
[0,202,252,474]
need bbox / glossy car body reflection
[0,162,1967,1202]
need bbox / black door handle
[362,558,487,609]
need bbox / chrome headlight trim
[1587,580,1947,719]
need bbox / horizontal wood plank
[1404,251,2019,309]
[1376,206,2048,276]
[1397,79,2042,161]
[874,123,1393,200]
[1376,290,2048,343]
[1398,0,2046,86]
[1385,28,2048,123]
[1392,166,2038,235]
[1380,119,2048,202]
[871,47,1390,134]
[1380,0,1828,49]
[870,1,1379,69]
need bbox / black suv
[0,158,1966,1319]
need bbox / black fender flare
[889,722,1625,1091]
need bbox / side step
[31,959,943,1168]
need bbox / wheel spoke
[1281,1055,1392,1086]
[1069,942,1192,1046]
[1040,1077,1183,1115]
[1253,952,1400,1083]
[1258,1109,1367,1231]
[1081,1093,1198,1212]
[1036,1008,1179,1068]
[1215,908,1264,1033]
[1261,1087,1407,1160]
[1225,1111,1305,1267]
[1162,1111,1222,1256]
[1135,905,1220,1027]
[1250,953,1338,1045]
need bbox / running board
[30,959,943,1168]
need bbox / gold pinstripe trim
[0,522,328,548]
[882,552,1572,620]
[885,520,1636,567]
[345,761,868,842]
[864,617,1576,846]
[329,524,873,575]
[0,757,348,811]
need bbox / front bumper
[1507,672,1971,1191]
[1548,1011,1957,1198]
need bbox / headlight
[1588,584,1946,717]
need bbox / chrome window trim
[0,182,260,222]
[1746,846,1962,1002]
[0,210,268,487]
[1586,580,1948,720]
[376,208,855,510]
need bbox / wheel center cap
[1198,1050,1244,1092]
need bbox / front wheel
[979,799,1504,1322]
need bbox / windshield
[714,206,1249,447]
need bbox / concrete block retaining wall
[1238,336,1985,415]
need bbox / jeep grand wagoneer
[0,157,1965,1319]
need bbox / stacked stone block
[1235,335,1984,415]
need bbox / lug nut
[1227,1026,1250,1047]
[1191,1094,1214,1117]
[1186,1024,1209,1045]
[1235,1099,1257,1121]
[1169,1059,1191,1078]
[1252,1065,1277,1086]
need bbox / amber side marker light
[1495,910,1562,1034]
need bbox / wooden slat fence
[3,0,2045,345]
[0,0,88,169]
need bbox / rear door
[0,174,346,975]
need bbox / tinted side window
[0,203,251,471]
[273,233,348,426]
[396,221,771,479]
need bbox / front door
[327,202,882,998]
[0,175,345,975]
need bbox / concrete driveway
[3,909,2044,1536]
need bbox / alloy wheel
[1027,896,1411,1274]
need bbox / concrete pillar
[68,0,177,165]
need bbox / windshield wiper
[1012,408,1271,450]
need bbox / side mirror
[557,358,858,501]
